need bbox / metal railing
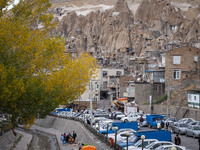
[49,114,124,150]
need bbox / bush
[152,94,167,104]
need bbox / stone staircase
[0,131,18,150]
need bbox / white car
[117,134,138,145]
[98,119,113,132]
[124,139,158,150]
[144,141,175,150]
[108,129,136,142]
[155,145,186,150]
[115,112,125,120]
[121,114,146,122]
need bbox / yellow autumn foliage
[0,0,97,128]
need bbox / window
[173,69,180,79]
[116,71,121,76]
[95,82,99,90]
[173,56,181,64]
[189,95,191,100]
[194,56,198,62]
[153,85,158,91]
[194,96,196,101]
[103,82,107,89]
[103,71,107,77]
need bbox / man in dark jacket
[73,131,77,142]
[174,134,181,145]
[139,116,144,127]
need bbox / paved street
[139,127,199,150]
[33,116,113,150]
[171,133,199,150]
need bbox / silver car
[172,123,188,135]
[175,118,195,125]
[144,141,175,150]
[155,145,186,150]
[186,125,200,138]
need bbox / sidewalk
[14,130,33,150]
[32,116,112,150]
[30,124,79,150]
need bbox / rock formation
[51,0,200,71]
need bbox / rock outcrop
[51,0,200,69]
[55,0,135,56]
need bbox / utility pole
[115,78,119,99]
[149,95,152,114]
[89,80,93,127]
[167,79,170,117]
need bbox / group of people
[61,131,77,144]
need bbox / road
[139,127,199,150]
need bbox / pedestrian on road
[87,119,90,125]
[139,115,144,128]
[61,134,65,144]
[166,122,169,131]
[161,121,164,129]
[65,133,69,143]
[174,134,181,145]
[73,131,77,142]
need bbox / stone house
[165,46,200,91]
[187,90,200,109]
[119,76,135,101]
[98,68,124,100]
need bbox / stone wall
[165,46,200,91]
[135,82,164,105]
[74,101,97,110]
[140,104,200,121]
[135,83,151,105]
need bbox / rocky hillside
[47,0,200,70]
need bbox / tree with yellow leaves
[0,0,97,128]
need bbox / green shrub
[152,94,167,104]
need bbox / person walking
[139,115,144,128]
[174,134,181,145]
[166,122,169,131]
[161,121,165,129]
[73,131,77,142]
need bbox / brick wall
[165,46,200,91]
[135,83,151,105]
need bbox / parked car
[117,134,138,147]
[108,129,136,142]
[115,112,125,120]
[144,141,175,150]
[187,121,200,128]
[155,145,186,150]
[186,125,200,138]
[172,123,188,135]
[121,114,146,122]
[175,118,195,125]
[164,117,178,127]
[124,139,158,150]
